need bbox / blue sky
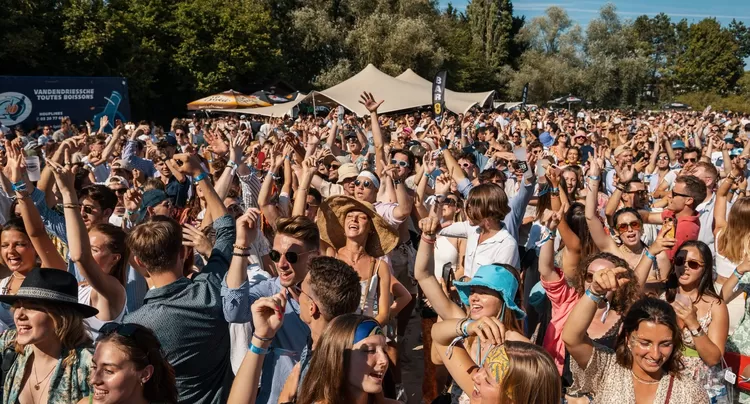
[440,0,749,67]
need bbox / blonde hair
[717,197,750,263]
[12,302,91,366]
[498,341,561,404]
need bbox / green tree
[466,0,514,67]
[729,19,750,60]
[673,18,744,93]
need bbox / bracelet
[587,175,600,181]
[249,343,270,355]
[461,319,474,337]
[421,235,436,245]
[455,318,465,337]
[226,160,238,169]
[127,210,136,216]
[233,252,252,257]
[252,333,274,342]
[644,249,657,262]
[233,244,251,251]
[63,203,82,209]
[734,268,744,280]
[192,171,208,184]
[585,288,605,304]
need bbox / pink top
[541,268,579,373]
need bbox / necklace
[342,248,366,266]
[33,361,56,391]
[630,370,662,385]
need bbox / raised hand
[44,159,76,192]
[434,173,451,196]
[182,223,213,257]
[172,153,203,176]
[672,297,699,330]
[418,216,440,237]
[235,208,260,248]
[124,189,143,212]
[648,220,676,256]
[590,267,630,295]
[358,92,384,114]
[542,205,564,231]
[466,316,506,346]
[251,292,287,340]
[615,162,635,184]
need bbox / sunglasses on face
[269,249,312,264]
[113,188,127,195]
[346,137,358,143]
[673,255,703,270]
[657,156,669,161]
[354,179,373,188]
[444,198,458,207]
[625,189,648,196]
[616,220,642,233]
[391,159,409,168]
[82,205,96,215]
[460,162,472,168]
[306,202,319,210]
[683,157,697,163]
[671,190,692,199]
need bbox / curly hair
[574,252,640,314]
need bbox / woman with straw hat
[0,268,97,404]
[317,195,398,327]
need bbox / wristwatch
[393,179,403,185]
[688,327,706,337]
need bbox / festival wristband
[734,268,744,280]
[249,343,270,355]
[192,172,208,184]
[644,249,657,262]
[585,289,605,304]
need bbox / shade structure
[395,69,495,114]
[187,90,260,110]
[232,93,307,117]
[305,64,436,116]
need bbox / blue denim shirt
[221,277,311,404]
[122,139,156,177]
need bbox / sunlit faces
[347,334,389,394]
[90,341,153,404]
[81,197,107,229]
[656,152,670,169]
[13,301,57,346]
[614,211,642,248]
[468,286,503,320]
[1,229,36,273]
[341,178,356,197]
[667,182,692,213]
[391,152,411,178]
[562,171,578,193]
[470,359,502,404]
[628,322,675,374]
[272,234,314,287]
[584,258,616,289]
[344,210,371,240]
[90,231,121,276]
[353,176,377,203]
[305,195,319,221]
[673,246,705,286]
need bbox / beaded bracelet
[233,244,251,251]
[253,333,273,342]
[63,203,82,209]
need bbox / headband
[357,171,380,189]
[485,344,511,384]
[353,319,383,344]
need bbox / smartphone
[441,262,453,286]
[125,124,135,131]
[664,218,676,239]
[337,106,345,124]
[675,293,691,307]
[256,151,266,170]
[428,168,442,180]
[517,161,529,172]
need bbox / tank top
[79,284,127,340]
[358,259,379,317]
[433,236,459,279]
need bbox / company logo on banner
[432,71,447,123]
[0,92,33,126]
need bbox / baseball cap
[539,132,554,147]
[337,163,359,184]
[107,176,129,188]
[671,140,685,150]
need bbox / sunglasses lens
[285,252,299,264]
[269,250,281,263]
[630,221,642,231]
[688,260,702,270]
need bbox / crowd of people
[0,92,749,404]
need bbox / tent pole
[312,94,317,118]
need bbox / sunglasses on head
[354,179,372,188]
[269,249,313,264]
[673,255,703,270]
[391,159,409,168]
[99,322,138,339]
[616,220,642,233]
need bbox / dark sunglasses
[671,190,692,199]
[306,203,319,210]
[114,188,127,195]
[354,179,373,188]
[346,137,359,143]
[673,255,703,270]
[625,189,648,196]
[683,157,697,163]
[391,159,409,168]
[82,205,96,215]
[657,156,669,161]
[99,322,138,339]
[616,220,642,233]
[269,249,313,264]
[444,198,459,207]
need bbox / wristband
[233,252,252,257]
[192,171,208,185]
[249,343,270,355]
[644,249,657,262]
[734,268,744,280]
[63,203,82,209]
[587,175,600,181]
[461,319,474,337]
[421,235,436,245]
[585,289,605,304]
[252,333,273,342]
[226,160,238,169]
[233,244,251,251]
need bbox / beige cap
[337,163,359,184]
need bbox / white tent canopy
[305,64,434,116]
[232,93,306,117]
[395,69,495,113]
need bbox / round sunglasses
[269,249,314,264]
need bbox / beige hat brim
[316,195,398,258]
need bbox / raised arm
[584,151,617,253]
[47,159,126,311]
[257,144,284,228]
[563,267,630,368]
[6,142,66,270]
[720,261,750,303]
[538,207,564,282]
[414,211,465,320]
[715,167,740,237]
[292,158,316,217]
[383,165,413,222]
[359,92,387,175]
[90,125,123,166]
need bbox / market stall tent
[395,69,495,113]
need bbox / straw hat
[316,195,398,258]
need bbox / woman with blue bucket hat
[415,214,529,404]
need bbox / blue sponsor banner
[0,76,130,132]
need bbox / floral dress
[1,330,93,404]
[727,273,750,403]
[679,302,730,403]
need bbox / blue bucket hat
[539,132,554,147]
[730,148,744,157]
[671,140,685,150]
[453,265,526,320]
